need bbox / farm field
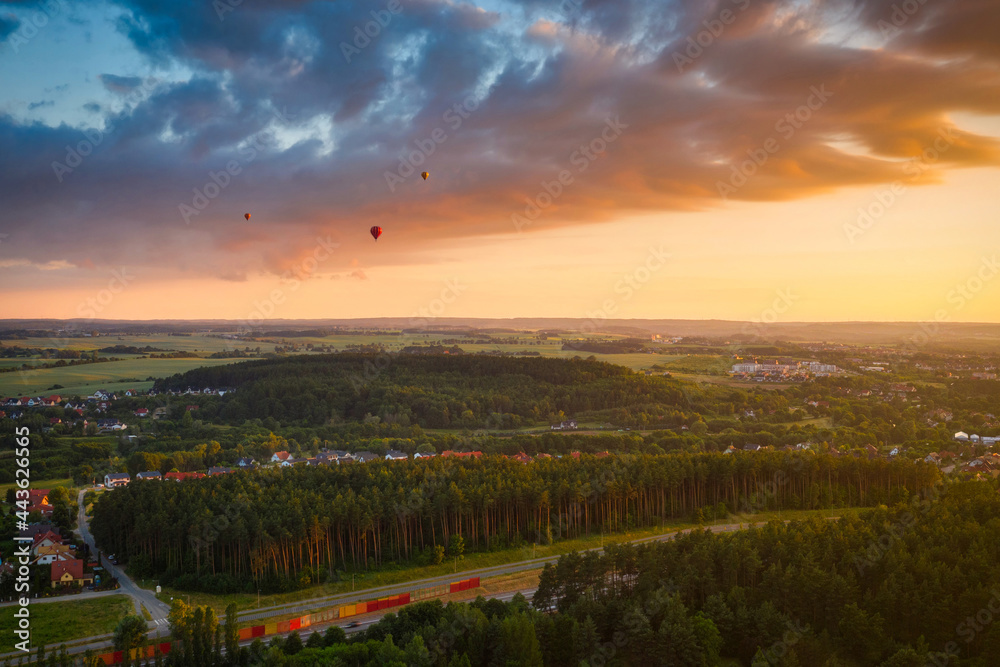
[0,595,133,648]
[0,357,260,397]
[0,332,732,395]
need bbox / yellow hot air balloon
[421,172,429,180]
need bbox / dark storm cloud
[0,13,20,40]
[0,0,998,282]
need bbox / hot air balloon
[244,213,251,221]
[370,226,382,241]
[421,172,429,180]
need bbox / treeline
[531,480,1000,665]
[562,339,649,354]
[151,354,692,428]
[89,452,936,594]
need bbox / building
[207,467,233,476]
[165,471,206,482]
[271,451,291,464]
[354,451,379,463]
[236,457,255,468]
[51,559,93,589]
[135,471,162,481]
[385,450,408,461]
[104,473,131,488]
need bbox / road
[74,489,173,628]
[237,516,821,623]
[0,513,839,662]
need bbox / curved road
[74,489,172,627]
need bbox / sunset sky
[1,0,998,323]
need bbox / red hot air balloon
[370,226,382,241]
[421,172,429,180]
[244,213,251,221]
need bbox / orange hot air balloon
[421,172,429,180]
[244,213,251,221]
[370,226,382,241]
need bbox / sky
[0,0,998,324]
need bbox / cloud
[0,0,997,287]
[28,100,54,110]
[0,14,20,41]
[99,73,144,94]
[349,269,368,280]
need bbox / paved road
[238,516,827,623]
[75,489,173,626]
[0,514,839,662]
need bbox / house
[50,559,93,589]
[511,452,534,464]
[208,467,232,476]
[33,544,74,566]
[134,408,150,417]
[136,471,162,481]
[236,457,255,469]
[439,450,483,459]
[954,431,970,441]
[165,471,206,482]
[536,453,553,460]
[354,451,379,463]
[104,473,131,488]
[723,446,738,455]
[271,451,291,464]
[96,419,126,432]
[31,530,63,555]
[19,524,61,541]
[550,420,578,431]
[42,395,61,407]
[314,452,338,465]
[385,450,408,461]
[925,453,941,464]
[27,489,53,516]
[743,444,762,452]
[864,444,879,460]
[186,405,199,412]
[889,447,901,457]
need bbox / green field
[0,332,737,395]
[0,595,133,649]
[0,357,262,398]
[0,477,73,495]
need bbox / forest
[89,452,936,594]
[151,354,690,428]
[75,481,1000,667]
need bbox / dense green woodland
[152,355,691,428]
[72,481,1000,666]
[89,452,936,594]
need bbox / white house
[385,450,408,461]
[104,473,131,488]
[954,431,969,441]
